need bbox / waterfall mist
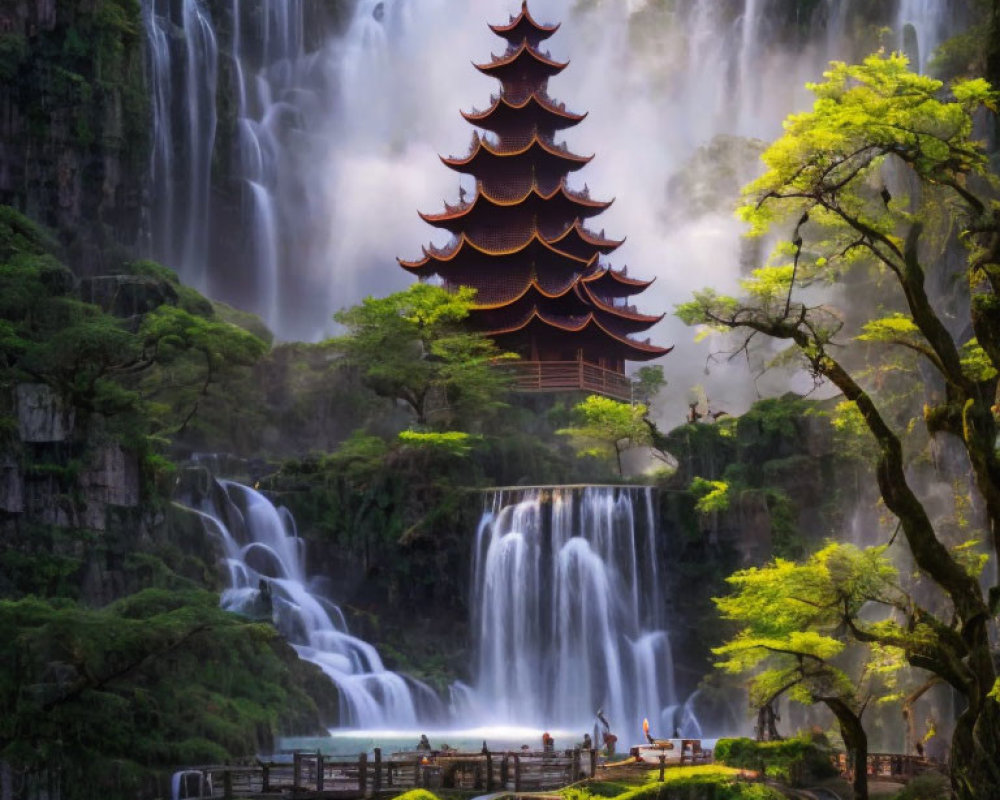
[459,486,692,738]
[143,0,960,423]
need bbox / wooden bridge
[173,747,599,799]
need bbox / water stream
[460,486,688,738]
[193,478,443,728]
[190,479,690,738]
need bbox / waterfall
[141,0,962,367]
[467,486,682,738]
[143,0,217,293]
[143,0,172,262]
[896,0,956,74]
[193,479,442,728]
[230,0,307,332]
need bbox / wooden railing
[174,747,597,799]
[504,360,633,401]
[833,752,943,783]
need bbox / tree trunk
[821,698,868,800]
[948,646,1000,800]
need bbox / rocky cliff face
[0,0,148,274]
[0,380,225,605]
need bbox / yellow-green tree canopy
[678,53,1000,797]
[557,394,652,476]
[715,543,907,800]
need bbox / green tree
[715,544,907,800]
[677,54,1000,796]
[332,283,515,427]
[0,590,332,798]
[136,305,268,435]
[558,394,654,476]
[0,207,270,453]
[633,365,667,406]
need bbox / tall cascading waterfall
[143,0,217,294]
[141,0,960,364]
[191,478,444,728]
[139,1,961,408]
[461,486,690,738]
[229,0,309,333]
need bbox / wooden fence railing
[833,752,943,783]
[174,747,597,799]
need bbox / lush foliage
[332,283,515,427]
[713,543,906,798]
[678,53,1000,797]
[559,766,784,800]
[558,394,654,475]
[714,735,838,785]
[0,208,268,455]
[0,590,331,799]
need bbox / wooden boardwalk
[173,747,599,799]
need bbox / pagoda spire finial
[489,1,561,47]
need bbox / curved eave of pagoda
[398,230,598,272]
[575,283,665,331]
[418,182,613,230]
[474,41,567,79]
[472,275,584,311]
[581,266,655,296]
[547,219,625,255]
[489,2,559,42]
[442,135,592,174]
[486,308,673,359]
[460,93,587,132]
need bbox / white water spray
[194,479,441,728]
[467,486,685,737]
[143,1,960,408]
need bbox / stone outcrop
[15,382,74,442]
[0,0,148,274]
[78,274,180,318]
[0,454,22,513]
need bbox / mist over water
[143,0,958,423]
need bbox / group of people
[413,709,624,758]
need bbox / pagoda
[399,1,670,400]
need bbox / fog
[150,0,957,427]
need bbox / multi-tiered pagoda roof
[399,1,670,397]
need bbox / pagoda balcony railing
[501,360,633,402]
